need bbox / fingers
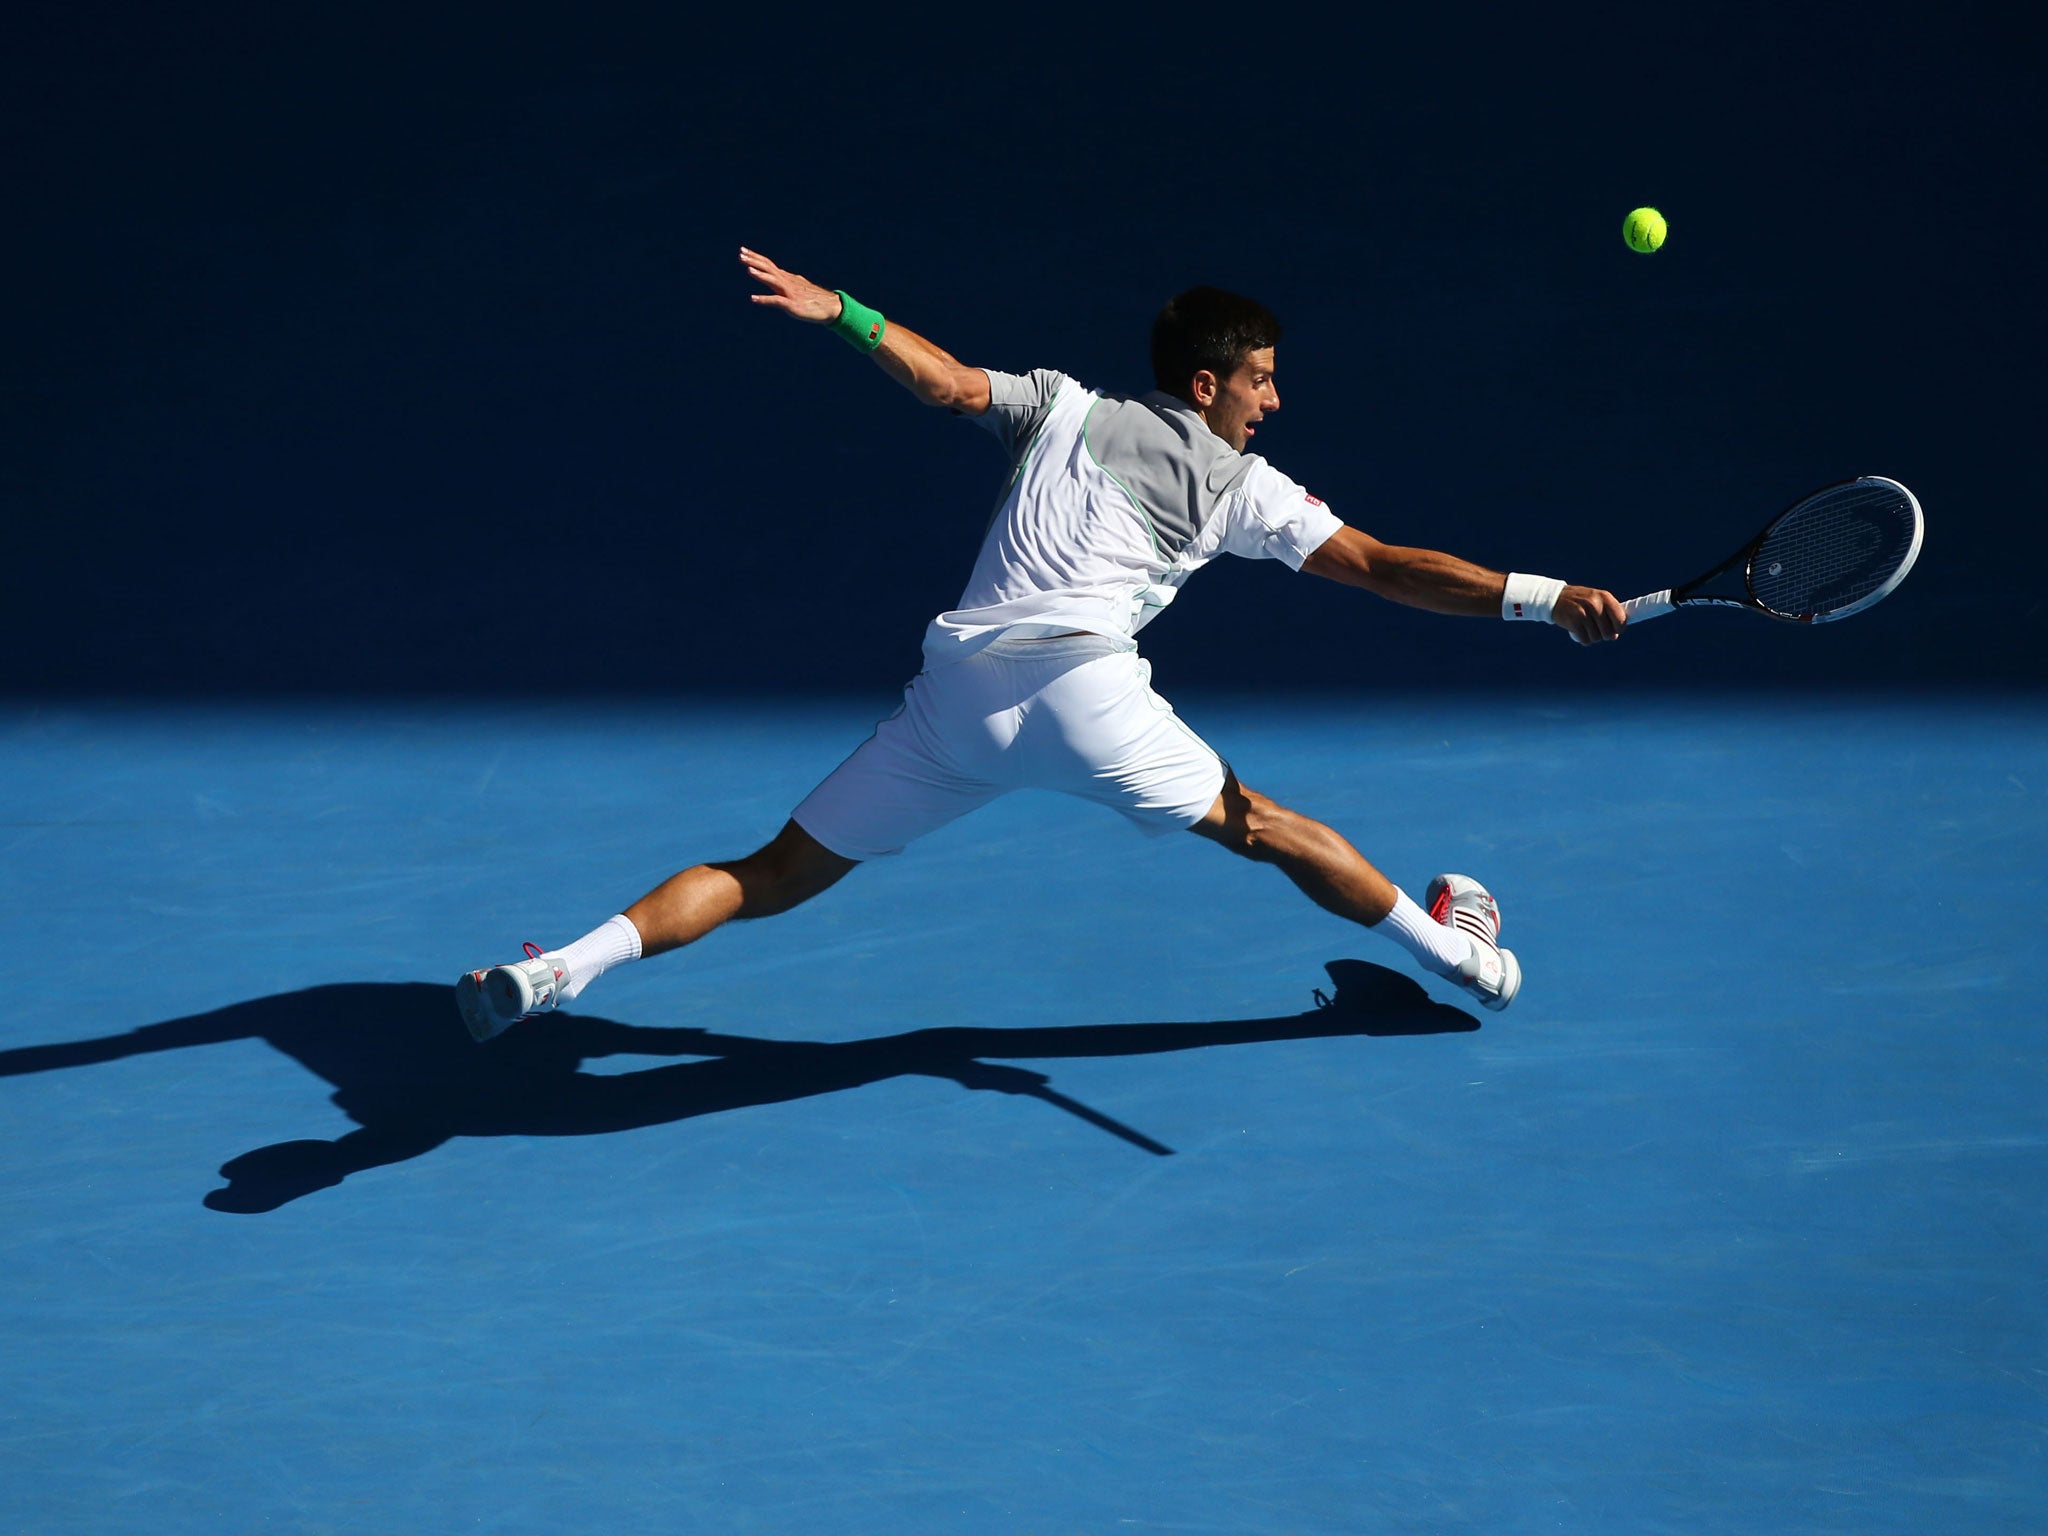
[1586,588,1626,642]
[740,245,797,292]
[739,245,839,324]
[1560,585,1627,644]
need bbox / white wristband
[1502,572,1566,624]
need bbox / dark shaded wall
[7,3,2041,697]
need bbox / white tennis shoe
[1426,873,1521,1012]
[455,943,566,1042]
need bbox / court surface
[3,692,2043,1535]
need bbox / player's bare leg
[1189,773,1520,1010]
[458,821,856,1040]
[1189,775,1399,925]
[624,820,857,957]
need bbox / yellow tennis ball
[1623,206,1667,254]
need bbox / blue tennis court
[4,693,2041,1533]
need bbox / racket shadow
[0,960,1475,1213]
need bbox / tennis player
[457,248,1627,1041]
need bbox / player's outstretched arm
[1302,525,1627,643]
[740,246,991,414]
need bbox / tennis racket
[1624,475,1924,626]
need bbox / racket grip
[1622,590,1676,624]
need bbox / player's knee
[1237,791,1306,862]
[1200,780,1295,862]
[730,821,855,915]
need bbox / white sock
[548,914,643,1002]
[1372,887,1473,977]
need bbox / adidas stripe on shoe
[1425,872,1522,1012]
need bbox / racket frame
[1623,475,1923,626]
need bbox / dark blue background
[7,2,2041,697]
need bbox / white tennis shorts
[793,634,1227,861]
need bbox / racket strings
[1748,481,1918,617]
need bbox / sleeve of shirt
[1215,457,1344,570]
[968,368,1069,456]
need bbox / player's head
[1151,286,1283,451]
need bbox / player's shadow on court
[0,961,1475,1214]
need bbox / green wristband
[830,290,886,352]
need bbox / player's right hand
[740,247,842,324]
[1555,585,1628,644]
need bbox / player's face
[1201,347,1280,451]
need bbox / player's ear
[1190,369,1219,407]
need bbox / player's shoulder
[984,366,1087,408]
[1098,410,1308,507]
[1103,389,1238,455]
[1233,454,1339,545]
[1236,452,1315,499]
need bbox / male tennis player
[457,248,1627,1041]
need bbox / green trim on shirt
[1081,399,1165,565]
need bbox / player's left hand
[740,247,843,324]
[1555,584,1627,644]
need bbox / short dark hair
[1150,286,1282,398]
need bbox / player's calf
[1192,779,1399,926]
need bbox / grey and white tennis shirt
[921,368,1343,663]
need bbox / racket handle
[1623,590,1676,624]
